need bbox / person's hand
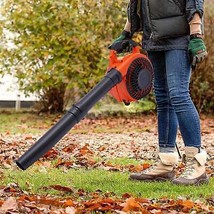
[109,30,131,53]
[188,34,208,69]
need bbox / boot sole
[193,177,209,186]
[172,177,209,185]
[129,176,174,182]
[187,178,209,186]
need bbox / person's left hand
[188,35,208,69]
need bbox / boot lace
[180,158,195,178]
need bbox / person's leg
[165,50,208,185]
[150,51,178,152]
[130,51,178,182]
[165,49,201,147]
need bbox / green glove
[114,30,131,42]
[109,30,131,53]
[188,35,208,68]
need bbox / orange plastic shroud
[107,46,153,104]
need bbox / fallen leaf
[49,185,74,193]
[65,206,76,214]
[122,197,148,213]
[79,144,93,156]
[182,199,195,209]
[0,197,18,213]
[64,199,75,207]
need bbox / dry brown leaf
[49,185,74,193]
[182,199,195,209]
[63,199,75,207]
[0,197,18,213]
[122,197,148,213]
[43,149,58,159]
[79,144,93,156]
[65,206,76,214]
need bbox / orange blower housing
[107,46,154,105]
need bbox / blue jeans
[148,50,201,152]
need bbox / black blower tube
[16,69,122,170]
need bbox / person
[110,0,208,185]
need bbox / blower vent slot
[126,57,153,100]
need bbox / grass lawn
[2,166,214,200]
[0,111,213,204]
[0,111,56,134]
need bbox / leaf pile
[0,115,214,213]
[0,183,214,213]
[0,130,213,176]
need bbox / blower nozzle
[16,43,153,170]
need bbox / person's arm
[189,13,202,35]
[187,1,207,69]
[108,19,132,52]
[124,19,131,33]
[109,0,141,52]
[113,19,132,43]
[186,0,204,22]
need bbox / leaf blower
[16,40,154,170]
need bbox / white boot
[172,147,209,185]
[129,152,179,181]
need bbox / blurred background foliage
[0,0,213,114]
[189,1,214,114]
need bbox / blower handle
[109,39,139,54]
[16,69,122,170]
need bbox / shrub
[190,2,214,113]
[0,0,127,112]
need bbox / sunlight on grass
[2,167,213,200]
[108,157,143,166]
[0,111,147,134]
[0,112,55,134]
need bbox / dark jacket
[128,0,204,51]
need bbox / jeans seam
[190,103,201,147]
[165,95,170,147]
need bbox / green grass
[0,110,149,134]
[108,157,142,166]
[90,99,156,116]
[0,111,57,134]
[2,166,213,200]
